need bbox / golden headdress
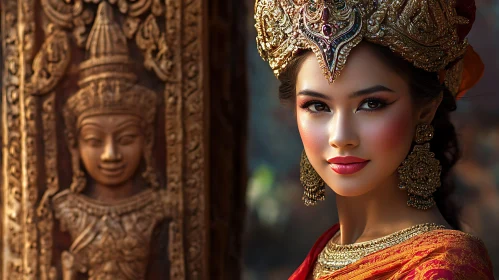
[64,1,157,129]
[255,0,483,98]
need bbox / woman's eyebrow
[297,89,331,100]
[297,85,394,100]
[349,85,394,98]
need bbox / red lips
[327,156,369,175]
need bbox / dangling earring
[397,124,442,210]
[300,150,326,206]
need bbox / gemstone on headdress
[322,24,332,36]
[322,8,330,22]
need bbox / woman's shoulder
[399,229,494,279]
[410,228,488,253]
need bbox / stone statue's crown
[64,1,157,127]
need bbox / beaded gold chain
[312,223,446,279]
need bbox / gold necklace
[312,223,446,279]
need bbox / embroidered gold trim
[312,223,446,279]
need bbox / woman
[254,0,494,279]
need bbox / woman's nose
[328,112,360,149]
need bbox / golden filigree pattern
[445,59,465,96]
[398,124,442,210]
[313,223,446,279]
[255,0,469,87]
[320,229,493,279]
[300,150,326,206]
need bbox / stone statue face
[78,114,144,187]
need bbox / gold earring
[397,124,442,210]
[300,150,326,206]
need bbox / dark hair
[278,42,462,230]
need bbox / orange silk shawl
[290,224,494,280]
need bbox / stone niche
[1,0,204,279]
[0,0,248,279]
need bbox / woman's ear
[417,92,443,124]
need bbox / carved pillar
[0,0,226,279]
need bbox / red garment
[289,224,494,280]
[289,224,340,280]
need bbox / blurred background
[242,0,499,279]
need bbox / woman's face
[296,43,427,197]
[78,114,145,188]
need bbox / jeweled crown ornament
[255,0,470,86]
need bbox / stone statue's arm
[61,251,76,280]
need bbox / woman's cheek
[297,113,329,156]
[361,111,414,154]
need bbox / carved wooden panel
[0,0,209,279]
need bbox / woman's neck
[334,174,450,245]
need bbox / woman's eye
[306,102,330,113]
[358,99,386,111]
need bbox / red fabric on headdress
[455,45,484,99]
[447,0,484,99]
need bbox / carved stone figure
[51,3,172,279]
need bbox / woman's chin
[327,181,375,197]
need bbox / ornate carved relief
[161,2,187,280]
[136,14,175,82]
[40,0,172,82]
[1,0,39,279]
[31,29,71,96]
[182,0,207,277]
[52,189,171,280]
[32,13,72,280]
[2,1,24,278]
[38,93,59,280]
[1,0,207,279]
[51,2,176,279]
